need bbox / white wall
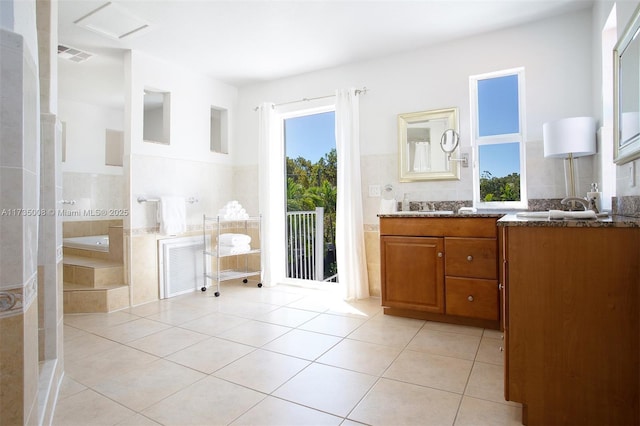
[59,98,124,175]
[126,51,239,231]
[235,8,595,224]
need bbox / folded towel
[159,196,186,235]
[549,210,597,220]
[218,233,251,246]
[218,244,251,256]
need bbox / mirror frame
[398,107,460,181]
[614,4,640,164]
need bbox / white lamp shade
[543,116,596,158]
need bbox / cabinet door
[381,236,444,313]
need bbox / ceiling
[57,0,593,108]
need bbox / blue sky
[284,111,336,162]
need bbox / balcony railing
[286,207,324,281]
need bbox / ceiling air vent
[58,44,94,63]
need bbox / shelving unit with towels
[201,214,262,297]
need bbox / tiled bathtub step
[63,255,124,286]
[63,283,129,314]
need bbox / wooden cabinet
[380,216,500,329]
[500,224,640,425]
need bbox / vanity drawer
[380,217,498,238]
[445,277,499,320]
[445,237,497,279]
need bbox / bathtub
[63,235,109,252]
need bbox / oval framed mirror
[614,4,640,164]
[398,107,460,181]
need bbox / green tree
[480,171,521,201]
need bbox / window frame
[470,67,528,210]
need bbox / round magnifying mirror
[440,129,460,154]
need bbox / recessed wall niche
[210,106,228,154]
[105,129,123,166]
[143,89,170,144]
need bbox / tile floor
[54,281,522,425]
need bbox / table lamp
[543,117,596,197]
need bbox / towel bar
[137,196,199,204]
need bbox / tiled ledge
[613,196,640,217]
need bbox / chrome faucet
[561,197,593,212]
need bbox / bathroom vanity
[379,213,502,329]
[499,215,640,425]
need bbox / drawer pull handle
[467,295,474,302]
[467,255,473,261]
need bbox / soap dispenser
[587,183,602,212]
[402,194,410,212]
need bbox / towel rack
[137,196,199,204]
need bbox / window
[470,68,527,209]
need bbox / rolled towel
[218,233,251,246]
[218,244,251,256]
[549,210,597,220]
[379,198,397,214]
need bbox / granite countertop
[378,211,505,218]
[378,210,640,227]
[497,213,640,228]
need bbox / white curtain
[258,102,286,287]
[335,88,370,300]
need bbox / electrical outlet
[368,185,381,197]
[630,162,636,188]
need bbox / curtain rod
[253,87,368,111]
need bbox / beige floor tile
[127,326,209,357]
[56,376,87,401]
[455,396,522,425]
[255,306,320,327]
[92,359,206,411]
[407,328,481,360]
[423,321,484,336]
[64,333,124,363]
[166,336,254,374]
[123,299,171,317]
[465,361,517,406]
[217,298,280,319]
[179,311,250,336]
[347,318,421,348]
[349,378,461,426]
[230,396,342,425]
[217,320,292,346]
[298,313,366,337]
[90,318,171,343]
[482,328,504,339]
[214,349,310,393]
[234,286,306,306]
[63,311,139,332]
[52,389,136,426]
[66,345,159,387]
[273,363,377,417]
[383,350,473,393]
[317,338,401,376]
[475,337,504,365]
[325,297,383,319]
[144,303,212,326]
[141,376,265,426]
[285,296,331,313]
[262,329,342,360]
[114,413,162,425]
[63,324,89,342]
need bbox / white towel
[548,210,597,220]
[159,196,186,235]
[218,244,251,256]
[218,233,252,246]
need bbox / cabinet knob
[499,346,504,352]
[498,283,504,290]
[467,255,473,261]
[467,295,474,302]
[438,252,443,258]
